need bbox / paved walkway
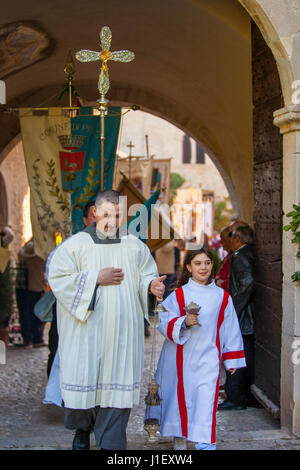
[0,331,299,451]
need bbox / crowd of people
[12,192,257,451]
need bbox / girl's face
[186,253,213,285]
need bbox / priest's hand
[150,275,166,302]
[97,268,124,286]
[227,368,237,375]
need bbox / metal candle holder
[144,302,164,441]
[184,301,202,328]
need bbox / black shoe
[247,398,263,408]
[72,428,90,450]
[217,399,246,411]
[33,342,47,348]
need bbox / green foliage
[0,262,14,326]
[291,272,300,282]
[32,158,71,239]
[214,197,233,233]
[283,203,300,282]
[169,172,185,205]
[46,159,71,214]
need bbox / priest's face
[96,201,123,237]
[186,253,213,285]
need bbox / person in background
[154,241,177,299]
[83,201,96,228]
[174,239,185,276]
[0,225,14,247]
[149,240,180,339]
[0,226,14,345]
[15,252,29,347]
[210,230,221,252]
[18,240,46,348]
[218,223,256,410]
[215,221,246,292]
[215,226,232,292]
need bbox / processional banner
[19,106,121,260]
[117,174,175,252]
[70,106,121,233]
[114,156,153,199]
[151,158,171,205]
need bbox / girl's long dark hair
[177,248,215,287]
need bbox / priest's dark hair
[95,190,122,208]
[178,247,215,287]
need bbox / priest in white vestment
[46,190,165,450]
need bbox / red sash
[174,286,188,438]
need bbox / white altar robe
[149,279,246,444]
[46,229,158,410]
[43,350,62,407]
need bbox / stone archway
[0,76,251,222]
[0,172,8,227]
[238,0,294,104]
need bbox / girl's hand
[185,313,199,327]
[228,368,236,375]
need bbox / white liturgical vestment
[148,279,246,444]
[47,225,158,410]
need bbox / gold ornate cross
[75,26,135,97]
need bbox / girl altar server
[153,248,246,450]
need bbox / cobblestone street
[0,331,299,451]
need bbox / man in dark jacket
[218,223,256,410]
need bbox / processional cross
[75,26,135,190]
[126,140,135,179]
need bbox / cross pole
[75,26,135,191]
[63,51,76,118]
[126,140,135,180]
